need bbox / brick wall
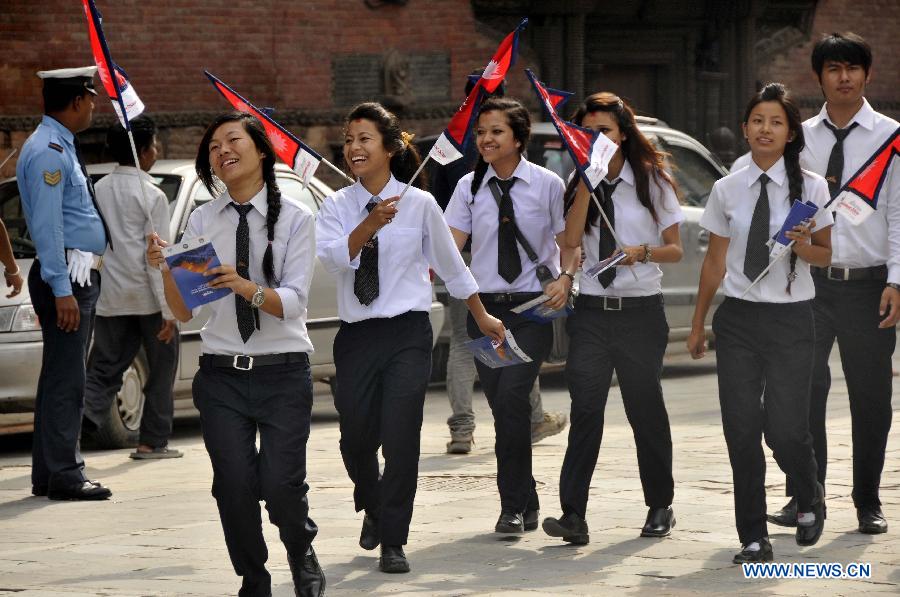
[0,0,537,180]
[758,0,900,122]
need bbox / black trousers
[84,313,179,447]
[332,311,432,546]
[192,356,317,597]
[559,301,673,519]
[785,278,895,508]
[468,304,552,514]
[28,261,100,490]
[713,297,819,544]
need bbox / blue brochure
[584,251,627,279]
[511,293,573,323]
[163,236,232,310]
[772,200,818,246]
[464,329,533,369]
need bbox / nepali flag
[525,69,618,189]
[833,126,900,225]
[81,0,144,129]
[429,18,528,165]
[205,71,323,189]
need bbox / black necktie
[354,198,380,305]
[73,137,112,249]
[823,120,859,199]
[231,203,256,343]
[596,179,620,288]
[495,177,521,283]
[744,173,771,282]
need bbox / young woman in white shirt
[687,83,833,564]
[147,112,324,597]
[543,92,684,545]
[316,102,503,574]
[444,97,577,536]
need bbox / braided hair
[470,98,531,197]
[196,111,282,287]
[742,83,806,293]
[562,92,677,232]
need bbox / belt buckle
[603,296,622,311]
[504,293,514,303]
[827,266,849,281]
[233,355,254,370]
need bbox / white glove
[66,249,93,287]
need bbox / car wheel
[92,355,146,449]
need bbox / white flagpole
[0,147,17,172]
[739,241,795,299]
[322,157,355,185]
[396,154,431,201]
[125,129,159,239]
[588,190,640,282]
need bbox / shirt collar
[213,184,269,217]
[40,115,75,146]
[482,157,532,190]
[810,98,876,131]
[352,174,401,211]
[746,156,786,188]
[112,164,154,183]
[613,160,635,187]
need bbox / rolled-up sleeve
[315,195,359,274]
[422,197,478,299]
[277,210,316,321]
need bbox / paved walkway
[0,351,898,595]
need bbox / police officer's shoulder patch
[43,170,61,186]
[48,142,64,153]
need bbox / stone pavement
[0,351,898,596]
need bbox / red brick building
[0,0,897,179]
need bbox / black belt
[812,265,887,281]
[479,291,543,305]
[576,293,664,311]
[200,352,308,371]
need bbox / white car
[0,160,444,446]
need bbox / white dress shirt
[579,160,684,297]
[444,158,566,293]
[700,157,833,303]
[316,174,478,323]
[94,166,173,319]
[183,185,315,356]
[801,99,900,283]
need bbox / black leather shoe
[287,546,326,597]
[47,480,111,501]
[31,485,48,497]
[379,545,410,573]
[641,506,675,537]
[796,482,826,546]
[732,537,773,564]
[495,510,524,534]
[524,509,539,531]
[767,497,798,527]
[359,513,379,550]
[857,506,888,534]
[542,512,589,545]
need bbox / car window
[661,144,723,207]
[526,138,574,180]
[0,181,35,258]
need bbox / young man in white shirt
[768,32,900,535]
[83,115,181,459]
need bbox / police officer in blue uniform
[17,67,112,500]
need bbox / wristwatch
[640,243,652,264]
[560,270,575,283]
[250,285,266,308]
[887,282,900,292]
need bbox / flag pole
[0,147,17,172]
[125,129,158,237]
[396,154,431,201]
[588,190,640,282]
[739,241,796,299]
[321,157,355,185]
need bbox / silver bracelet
[3,266,20,277]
